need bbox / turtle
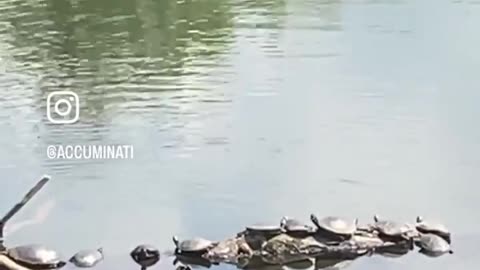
[310,214,358,239]
[4,244,66,269]
[416,233,453,257]
[172,236,216,255]
[130,244,160,270]
[69,248,104,268]
[371,215,417,246]
[415,216,451,244]
[280,217,314,234]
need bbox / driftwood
[0,175,51,250]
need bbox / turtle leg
[400,234,415,250]
[238,241,253,257]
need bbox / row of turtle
[169,214,453,268]
[0,246,104,269]
[0,243,167,270]
[0,215,452,270]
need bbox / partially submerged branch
[0,175,51,249]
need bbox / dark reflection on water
[0,0,479,269]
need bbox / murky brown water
[1,0,479,269]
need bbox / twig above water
[0,175,51,248]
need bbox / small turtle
[372,215,417,245]
[415,216,451,244]
[172,236,216,255]
[5,244,66,269]
[130,244,160,270]
[69,248,104,268]
[280,217,314,234]
[310,214,358,238]
[416,233,453,257]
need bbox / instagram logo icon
[47,91,80,124]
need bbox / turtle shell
[130,245,160,267]
[417,234,452,255]
[375,221,408,235]
[246,223,282,233]
[416,222,449,234]
[315,216,357,235]
[175,237,213,252]
[69,248,103,268]
[280,217,312,232]
[415,217,451,242]
[7,244,66,269]
[373,216,413,236]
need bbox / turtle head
[373,214,380,222]
[172,236,179,247]
[97,247,104,254]
[0,222,4,251]
[448,250,454,254]
[310,214,320,229]
[280,216,288,227]
[416,216,423,223]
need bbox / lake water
[1,0,479,269]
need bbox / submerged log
[0,175,51,250]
